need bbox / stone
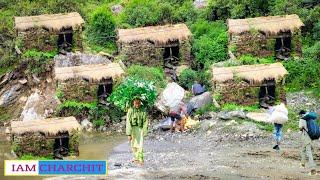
[218,110,246,120]
[18,79,28,85]
[189,92,212,109]
[5,127,10,134]
[199,120,216,132]
[81,119,93,132]
[111,4,123,15]
[0,84,22,107]
[32,74,41,84]
[46,77,52,83]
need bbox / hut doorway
[97,78,113,104]
[58,28,73,53]
[163,46,180,66]
[259,80,276,108]
[275,36,291,60]
[54,134,69,159]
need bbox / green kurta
[126,107,148,162]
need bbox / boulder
[218,110,246,120]
[20,90,44,121]
[0,84,22,107]
[81,119,93,132]
[189,92,212,109]
[111,4,123,15]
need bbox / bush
[22,50,56,75]
[126,65,166,89]
[282,58,320,91]
[238,55,275,65]
[108,77,157,110]
[173,1,198,23]
[191,20,228,68]
[93,119,105,128]
[86,6,116,46]
[120,0,161,27]
[179,68,197,89]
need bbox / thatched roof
[55,63,125,82]
[117,24,192,45]
[212,63,288,84]
[227,14,304,35]
[11,117,81,135]
[14,12,84,32]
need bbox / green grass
[19,154,53,160]
[194,104,218,116]
[221,103,260,112]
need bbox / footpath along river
[0,127,126,180]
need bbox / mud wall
[214,80,286,106]
[229,31,302,57]
[17,28,83,52]
[118,39,191,66]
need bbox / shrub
[86,6,116,46]
[179,68,197,89]
[108,77,157,110]
[238,55,275,65]
[282,58,320,91]
[93,119,105,128]
[120,0,161,27]
[173,1,198,23]
[126,65,166,89]
[191,20,228,68]
[22,50,56,75]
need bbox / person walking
[126,98,148,166]
[299,110,317,175]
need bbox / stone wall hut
[14,12,84,52]
[227,14,304,60]
[212,63,288,107]
[54,53,125,103]
[117,24,192,67]
[11,117,81,158]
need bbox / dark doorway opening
[58,28,73,53]
[259,80,276,108]
[97,78,113,104]
[275,36,291,60]
[53,133,69,159]
[163,46,180,66]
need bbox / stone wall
[57,79,99,103]
[229,31,302,57]
[214,80,286,106]
[17,28,83,52]
[118,39,191,66]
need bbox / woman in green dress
[126,98,148,166]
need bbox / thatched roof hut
[55,63,125,82]
[118,23,192,46]
[11,117,81,135]
[14,12,84,32]
[212,63,288,85]
[227,14,304,35]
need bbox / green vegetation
[108,77,157,110]
[19,154,53,160]
[22,50,56,75]
[221,103,260,112]
[238,55,275,65]
[195,104,218,116]
[126,65,166,89]
[179,68,211,90]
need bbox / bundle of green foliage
[22,50,56,75]
[126,65,166,89]
[86,6,116,46]
[191,20,228,69]
[108,77,157,110]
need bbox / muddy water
[0,128,126,180]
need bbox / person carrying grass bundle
[126,98,148,166]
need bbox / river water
[0,127,126,180]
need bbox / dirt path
[108,120,320,179]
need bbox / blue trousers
[273,123,283,143]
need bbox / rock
[193,0,208,9]
[5,127,10,134]
[0,84,22,107]
[46,77,52,83]
[218,110,246,120]
[32,74,41,84]
[226,120,237,126]
[111,4,123,15]
[18,79,28,85]
[81,119,93,132]
[189,92,212,110]
[199,120,216,132]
